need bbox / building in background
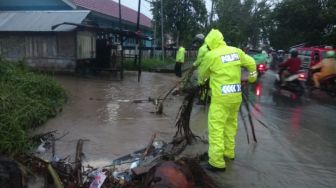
[0,10,96,72]
[0,0,153,72]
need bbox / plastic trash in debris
[112,159,121,165]
[88,169,102,177]
[52,155,60,163]
[128,158,140,175]
[113,171,132,183]
[129,158,140,169]
[112,171,119,179]
[36,139,47,153]
[153,140,165,149]
[89,171,107,188]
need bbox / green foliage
[150,0,207,47]
[0,60,66,155]
[124,57,175,71]
[213,0,336,49]
[268,0,336,49]
[214,0,272,48]
[269,0,324,48]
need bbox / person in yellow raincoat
[193,34,209,68]
[311,50,336,88]
[175,45,186,77]
[198,29,257,171]
[191,34,210,104]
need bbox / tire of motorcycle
[327,91,336,97]
[325,80,336,97]
[273,79,281,88]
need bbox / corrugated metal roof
[71,0,152,28]
[0,10,91,32]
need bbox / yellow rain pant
[208,100,241,168]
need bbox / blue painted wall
[0,0,71,10]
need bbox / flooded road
[37,70,336,187]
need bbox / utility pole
[153,21,156,57]
[160,0,164,63]
[118,0,124,80]
[209,0,215,27]
[136,0,142,82]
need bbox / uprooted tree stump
[143,157,218,188]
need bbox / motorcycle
[306,69,336,97]
[274,68,306,99]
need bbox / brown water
[35,71,183,166]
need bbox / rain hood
[205,29,226,50]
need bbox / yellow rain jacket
[198,30,257,103]
[176,46,186,63]
[198,29,256,169]
[193,43,209,67]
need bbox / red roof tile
[71,0,151,28]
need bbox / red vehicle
[296,46,336,69]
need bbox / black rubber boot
[204,162,226,172]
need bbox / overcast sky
[113,0,212,19]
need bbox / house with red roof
[0,0,153,46]
[0,0,153,73]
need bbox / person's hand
[248,71,258,83]
[198,79,205,86]
[191,65,197,71]
[241,79,248,86]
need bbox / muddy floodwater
[36,70,336,187]
[36,72,183,166]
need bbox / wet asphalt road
[189,70,336,188]
[35,70,336,187]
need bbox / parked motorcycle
[274,68,306,98]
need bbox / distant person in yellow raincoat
[175,45,186,77]
[311,50,336,88]
[198,29,257,172]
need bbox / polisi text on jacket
[221,53,240,63]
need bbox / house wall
[0,32,76,71]
[77,31,96,59]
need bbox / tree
[268,0,331,49]
[150,0,207,47]
[214,0,272,48]
[322,0,336,44]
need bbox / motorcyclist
[278,50,302,85]
[311,50,336,88]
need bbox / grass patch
[124,57,176,71]
[0,59,66,155]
